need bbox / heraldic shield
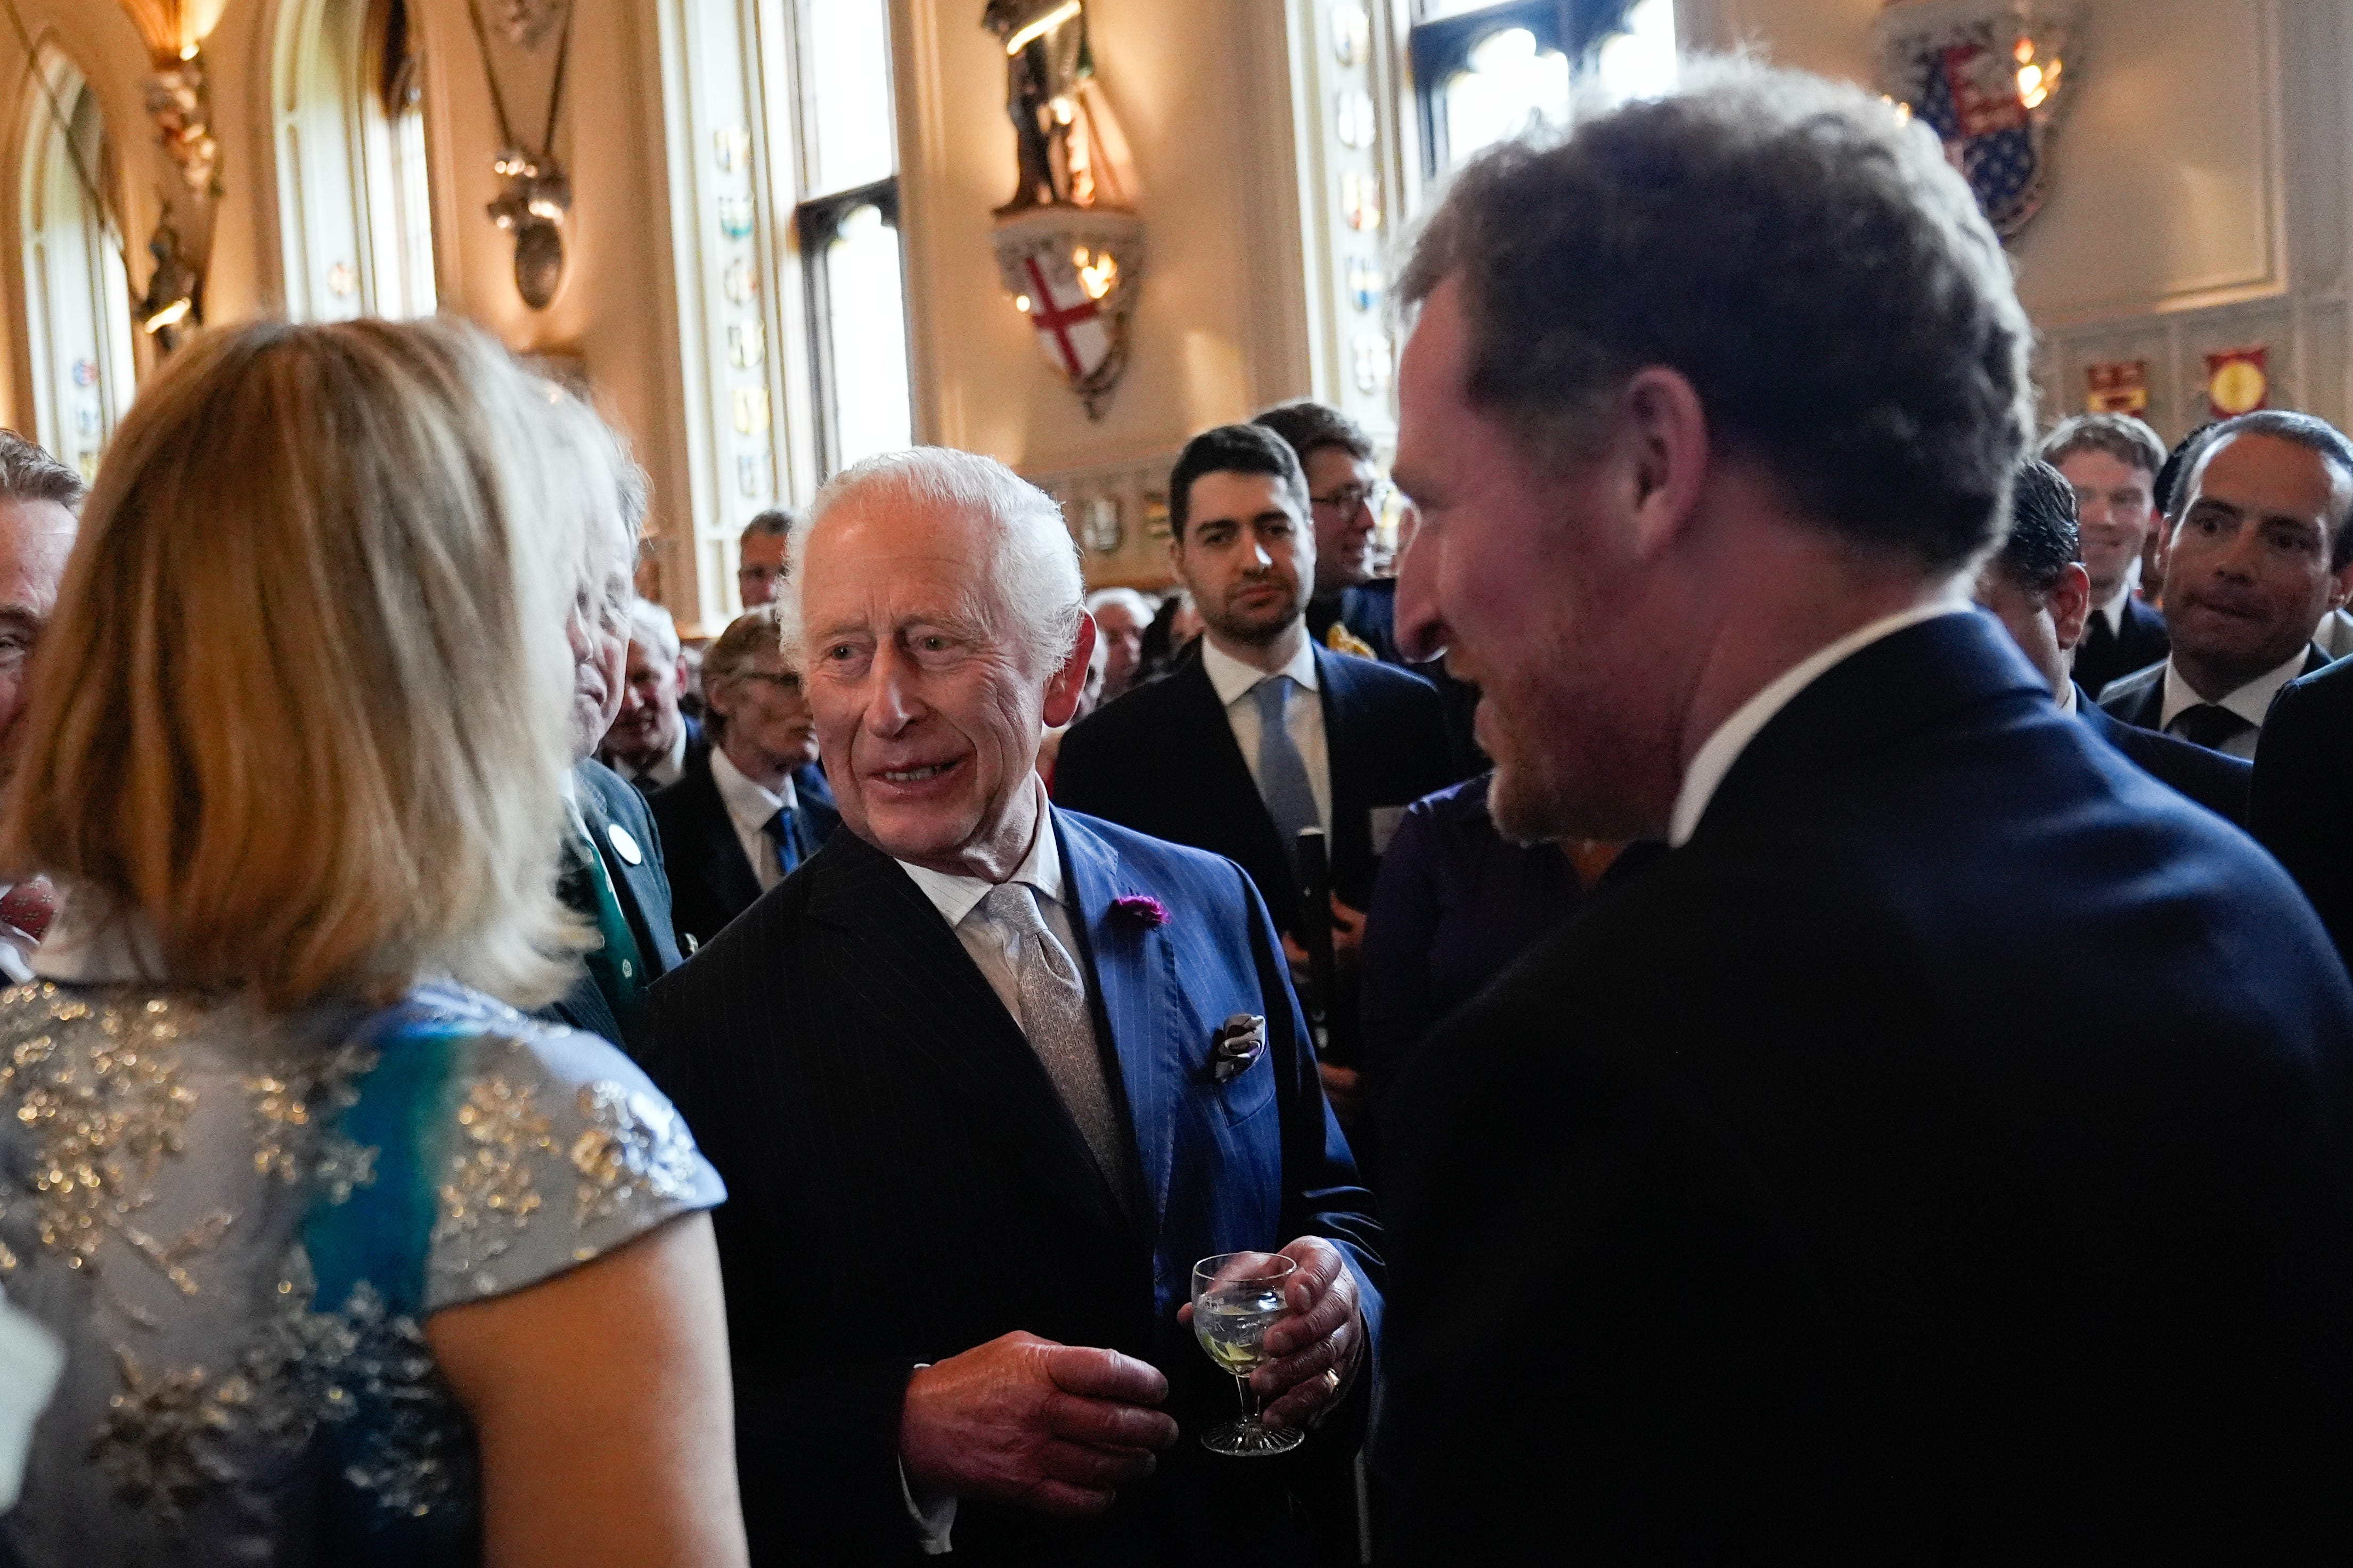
[1873,0,2083,242]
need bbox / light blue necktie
[1251,676,1322,867]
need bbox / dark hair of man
[2037,414,2167,482]
[0,431,85,513]
[739,507,796,551]
[1167,423,1311,541]
[1252,399,1375,466]
[1396,64,2035,574]
[2174,409,2353,569]
[1999,459,2080,599]
[2154,423,2216,521]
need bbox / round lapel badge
[606,823,644,867]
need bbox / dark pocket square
[1211,1013,1267,1083]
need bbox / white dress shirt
[2091,563,2142,642]
[708,746,800,893]
[2157,650,2309,760]
[2054,681,2079,717]
[1670,601,1971,847]
[887,775,1088,1554]
[1200,634,1333,835]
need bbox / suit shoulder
[1058,810,1256,898]
[1322,647,1437,703]
[2096,660,2166,715]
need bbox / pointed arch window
[19,53,135,481]
[274,0,438,319]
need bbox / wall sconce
[1872,0,2084,240]
[467,0,577,310]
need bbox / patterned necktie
[1251,676,1321,867]
[762,807,802,879]
[2169,703,2254,753]
[979,883,1131,1198]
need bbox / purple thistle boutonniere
[1112,894,1169,928]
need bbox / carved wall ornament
[982,1,1144,420]
[1872,0,2085,241]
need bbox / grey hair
[1085,586,1154,622]
[623,595,681,662]
[0,430,84,512]
[1398,56,2036,573]
[789,446,1086,674]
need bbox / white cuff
[900,1364,957,1554]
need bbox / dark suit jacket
[609,712,708,798]
[648,747,839,953]
[2252,655,2353,971]
[1307,580,1399,663]
[1378,613,2353,1561]
[2074,592,2170,698]
[538,758,684,1058]
[2096,644,2331,736]
[2077,687,2252,824]
[1052,643,1460,935]
[643,811,1383,1566]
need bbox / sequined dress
[0,957,724,1566]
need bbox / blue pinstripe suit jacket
[643,807,1383,1565]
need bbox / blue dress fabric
[0,975,723,1566]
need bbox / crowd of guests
[7,56,2353,1567]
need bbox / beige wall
[10,0,2353,612]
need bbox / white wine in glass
[1191,1252,1306,1457]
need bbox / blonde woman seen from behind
[0,318,748,1568]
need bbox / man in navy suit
[1377,66,2353,1558]
[2096,411,2353,756]
[544,465,682,1057]
[1055,426,1459,1120]
[2253,656,2353,971]
[650,603,840,953]
[1975,458,2252,823]
[644,448,1380,1566]
[2038,413,2171,696]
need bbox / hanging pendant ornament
[469,0,576,310]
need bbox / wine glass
[1191,1251,1305,1457]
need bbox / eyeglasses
[1310,481,1392,515]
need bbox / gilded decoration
[434,1065,553,1295]
[569,1080,701,1232]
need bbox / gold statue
[983,0,1132,215]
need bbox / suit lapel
[681,760,763,917]
[1056,811,1175,1229]
[803,831,1129,1237]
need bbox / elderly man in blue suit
[644,448,1380,1567]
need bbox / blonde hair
[0,316,621,1012]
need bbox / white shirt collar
[896,776,1067,929]
[1200,634,1319,709]
[708,744,796,837]
[2159,647,2310,731]
[2095,578,2136,639]
[1669,600,1971,847]
[2054,680,2079,716]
